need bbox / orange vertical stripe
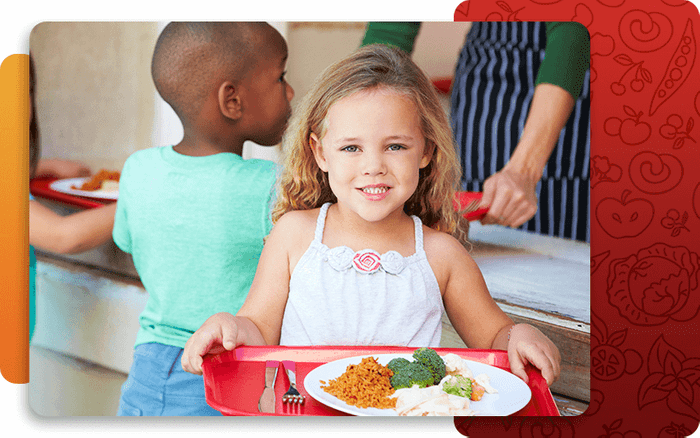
[0,54,30,384]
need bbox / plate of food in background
[50,169,120,200]
[303,348,531,416]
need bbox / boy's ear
[218,81,243,120]
[419,140,435,169]
[309,133,328,172]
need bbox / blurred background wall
[29,21,471,172]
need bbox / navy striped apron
[450,22,590,242]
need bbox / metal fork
[458,192,489,221]
[281,360,305,404]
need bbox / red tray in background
[31,177,486,221]
[202,346,559,417]
[30,177,114,209]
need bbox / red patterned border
[453,0,700,437]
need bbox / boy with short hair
[113,22,294,416]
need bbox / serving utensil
[281,360,305,404]
[258,360,279,413]
[456,191,489,221]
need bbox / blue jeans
[117,342,222,416]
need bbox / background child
[28,55,117,342]
[182,44,560,387]
[112,22,294,416]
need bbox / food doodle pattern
[649,19,696,116]
[638,335,700,419]
[610,53,653,95]
[607,243,700,325]
[596,190,654,238]
[660,209,691,236]
[619,10,674,53]
[590,312,643,380]
[604,105,653,145]
[599,419,643,438]
[694,182,700,219]
[591,155,623,188]
[452,0,700,437]
[629,151,683,194]
[659,114,696,149]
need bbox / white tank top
[279,203,444,347]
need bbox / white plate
[303,354,531,416]
[50,177,119,200]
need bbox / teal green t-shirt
[112,146,277,349]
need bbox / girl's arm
[29,200,117,254]
[430,232,561,385]
[181,211,308,375]
[34,158,91,179]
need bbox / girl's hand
[479,166,538,228]
[506,324,561,386]
[181,312,241,375]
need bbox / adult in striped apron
[363,22,591,242]
[452,21,590,242]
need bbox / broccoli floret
[412,347,446,385]
[387,357,411,374]
[390,362,434,389]
[442,375,472,398]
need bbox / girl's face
[310,88,432,224]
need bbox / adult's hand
[479,165,538,228]
[479,83,575,229]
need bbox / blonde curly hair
[272,44,468,241]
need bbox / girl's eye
[341,145,359,153]
[388,144,405,151]
[279,71,287,82]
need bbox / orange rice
[320,356,397,409]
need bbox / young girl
[181,44,561,385]
[28,55,117,340]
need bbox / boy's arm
[29,201,117,254]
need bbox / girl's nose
[286,83,295,101]
[361,150,387,176]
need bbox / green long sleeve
[362,21,590,99]
[361,22,421,54]
[535,22,590,99]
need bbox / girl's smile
[310,87,431,224]
[359,184,391,200]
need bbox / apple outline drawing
[596,189,655,238]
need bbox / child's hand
[181,312,241,375]
[506,324,561,386]
[36,158,91,179]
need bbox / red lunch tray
[30,176,487,221]
[30,177,114,209]
[201,345,559,417]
